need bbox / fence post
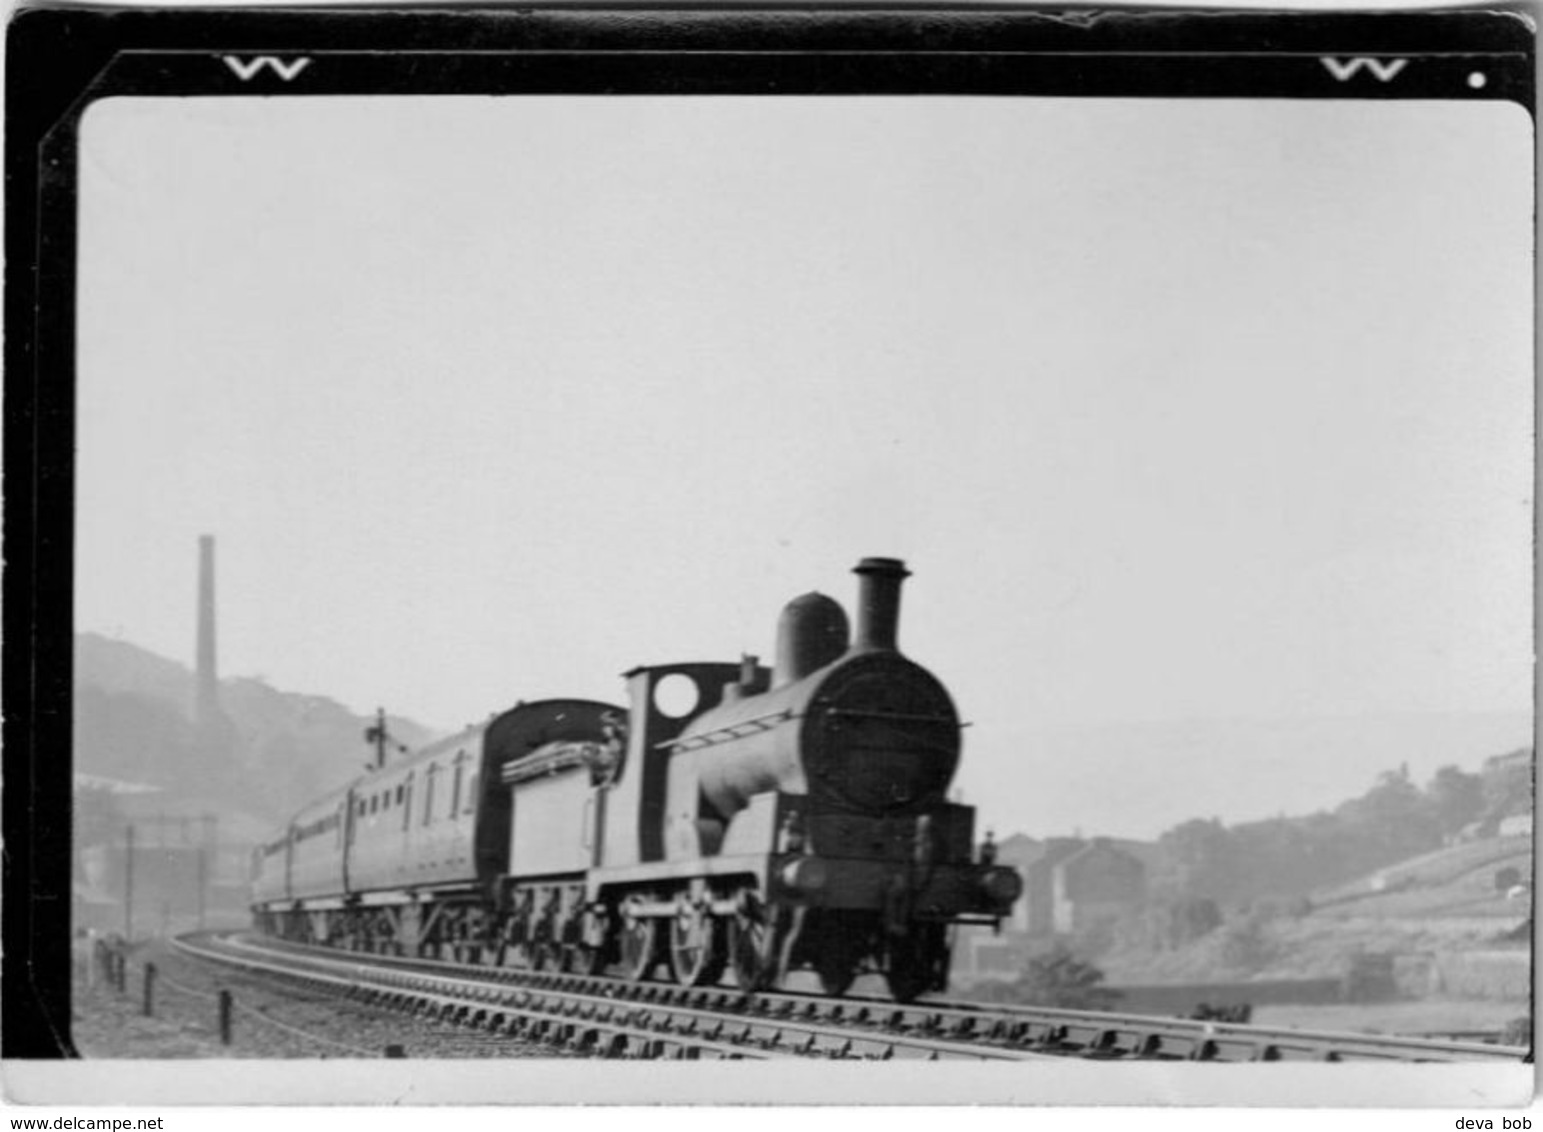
[219,990,233,1046]
[142,962,157,1017]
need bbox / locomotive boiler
[251,558,1020,1003]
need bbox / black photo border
[3,3,1534,1062]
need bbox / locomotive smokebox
[773,593,850,688]
[851,557,911,653]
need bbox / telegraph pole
[196,847,207,929]
[364,708,406,769]
[123,823,135,941]
[371,707,387,768]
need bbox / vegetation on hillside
[1057,755,1532,986]
[969,943,1122,1010]
[1148,758,1530,909]
[73,633,441,826]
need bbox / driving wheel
[618,896,659,982]
[669,901,726,987]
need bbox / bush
[987,944,1123,1011]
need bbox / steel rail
[216,934,1057,1060]
[824,992,1532,1063]
[187,934,1052,1060]
[216,932,1529,1063]
[171,934,771,1060]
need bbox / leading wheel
[884,925,944,1004]
[729,905,778,993]
[816,930,860,998]
[813,912,867,997]
[669,902,726,987]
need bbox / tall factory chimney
[195,534,221,728]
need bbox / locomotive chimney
[851,557,910,653]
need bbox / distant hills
[73,632,441,829]
[961,711,1536,841]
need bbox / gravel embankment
[72,939,570,1059]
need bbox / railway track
[174,933,1057,1060]
[176,932,1528,1063]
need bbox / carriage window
[424,766,437,825]
[450,763,463,818]
[369,795,378,815]
[396,784,405,805]
[403,778,413,830]
[464,772,478,814]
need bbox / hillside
[1043,745,1534,997]
[74,632,442,826]
[965,712,1534,842]
[1098,828,1531,988]
[1310,835,1532,920]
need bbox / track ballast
[174,932,1528,1063]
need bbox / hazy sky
[76,96,1532,838]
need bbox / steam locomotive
[252,558,1021,1002]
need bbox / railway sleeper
[1092,1029,1129,1057]
[598,1032,630,1059]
